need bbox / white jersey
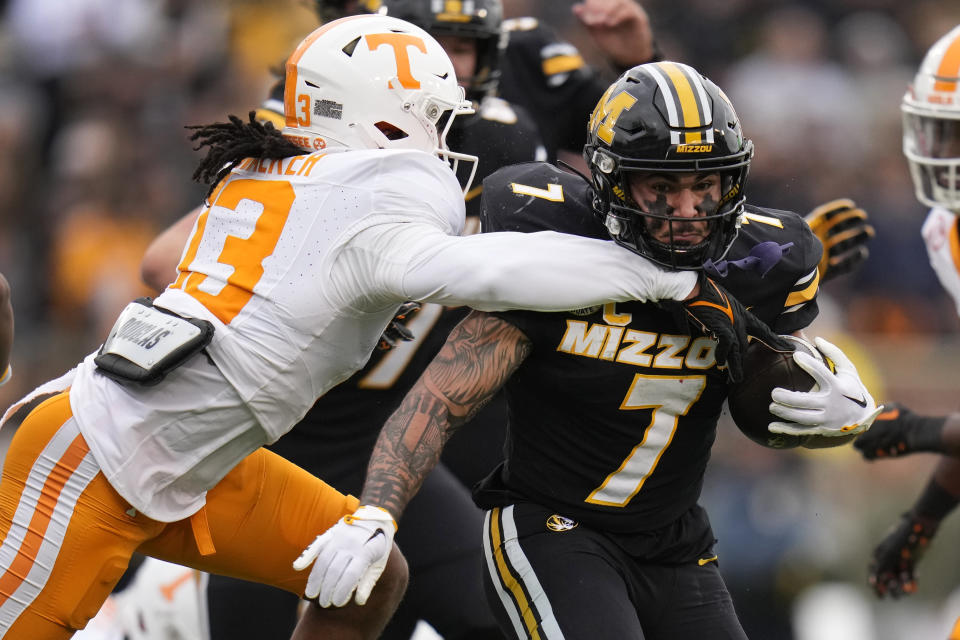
[64,147,696,522]
[921,207,960,314]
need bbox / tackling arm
[141,207,202,292]
[400,226,698,311]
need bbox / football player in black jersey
[351,62,882,639]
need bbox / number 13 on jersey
[170,179,295,324]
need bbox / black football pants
[481,503,748,640]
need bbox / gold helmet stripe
[640,62,713,145]
[934,28,960,92]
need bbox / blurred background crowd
[1,0,959,638]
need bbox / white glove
[292,505,397,607]
[768,336,882,437]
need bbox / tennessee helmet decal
[364,32,429,89]
[638,61,713,145]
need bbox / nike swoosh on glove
[768,336,882,437]
[293,505,397,607]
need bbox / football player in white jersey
[853,25,960,607]
[0,14,783,640]
[0,272,10,389]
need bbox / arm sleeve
[391,224,696,311]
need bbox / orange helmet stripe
[284,15,370,128]
[934,29,960,93]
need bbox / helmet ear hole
[374,121,409,140]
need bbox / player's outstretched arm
[854,404,960,459]
[867,458,960,598]
[572,0,656,69]
[293,311,531,606]
[401,226,697,312]
[0,272,12,385]
[141,207,202,292]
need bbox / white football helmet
[282,14,477,190]
[902,24,960,212]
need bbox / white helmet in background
[282,14,477,189]
[902,24,960,212]
[113,559,208,640]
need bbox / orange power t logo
[365,33,428,89]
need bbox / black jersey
[498,18,612,159]
[474,162,822,534]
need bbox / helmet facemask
[902,107,960,212]
[594,159,749,269]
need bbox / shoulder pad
[728,205,823,332]
[477,96,519,125]
[481,163,599,237]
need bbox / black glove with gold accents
[681,275,791,383]
[805,198,874,282]
[377,302,421,351]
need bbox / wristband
[913,479,960,522]
[0,365,10,387]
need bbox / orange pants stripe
[0,392,358,639]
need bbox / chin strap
[703,241,793,279]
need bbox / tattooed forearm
[361,311,530,517]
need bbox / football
[727,335,823,449]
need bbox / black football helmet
[313,0,382,23]
[583,61,753,270]
[382,0,505,102]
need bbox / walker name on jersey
[235,153,325,177]
[557,319,718,371]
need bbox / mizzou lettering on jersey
[557,319,718,371]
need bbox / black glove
[377,302,421,351]
[804,198,875,283]
[681,275,791,383]
[853,403,946,459]
[868,511,938,599]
